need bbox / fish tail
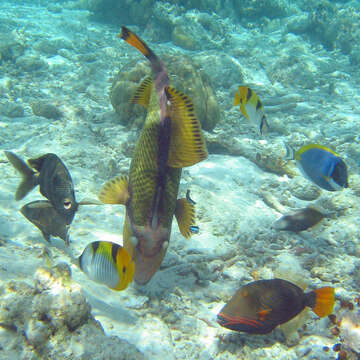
[310,286,335,317]
[5,151,37,200]
[119,26,158,64]
[284,143,295,161]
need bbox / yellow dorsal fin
[98,176,129,205]
[131,77,152,108]
[165,86,208,168]
[174,198,196,238]
[234,90,241,106]
[312,286,335,317]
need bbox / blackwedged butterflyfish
[98,27,208,285]
[217,278,335,334]
[78,241,135,291]
[273,207,325,232]
[234,86,269,135]
[20,200,70,245]
[285,144,348,191]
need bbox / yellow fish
[78,241,134,291]
[99,27,208,284]
[234,86,268,135]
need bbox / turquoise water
[0,1,360,359]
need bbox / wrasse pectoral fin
[165,86,208,168]
[98,175,129,205]
[131,77,153,108]
[175,198,196,238]
[311,287,335,317]
[258,308,272,321]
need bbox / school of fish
[5,26,346,340]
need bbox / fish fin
[284,143,295,161]
[260,116,269,135]
[311,286,335,317]
[234,90,241,106]
[258,308,272,321]
[175,198,196,238]
[240,103,249,119]
[165,86,208,168]
[114,246,135,291]
[78,198,103,205]
[131,77,153,108]
[5,151,37,200]
[119,26,156,61]
[40,230,51,243]
[98,176,129,205]
[27,154,48,172]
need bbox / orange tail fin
[119,26,154,60]
[312,287,335,317]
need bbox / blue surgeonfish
[285,144,348,191]
[234,86,269,135]
[78,241,135,291]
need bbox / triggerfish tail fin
[119,26,158,64]
[310,286,335,317]
[131,77,153,108]
[165,86,208,168]
[5,151,37,200]
[175,197,196,238]
[98,176,129,205]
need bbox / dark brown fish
[20,200,69,245]
[273,207,325,232]
[5,151,78,224]
[217,278,334,334]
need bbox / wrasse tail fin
[119,26,156,61]
[131,77,153,108]
[165,86,208,168]
[175,198,196,238]
[98,176,129,205]
[311,286,335,317]
[5,151,37,200]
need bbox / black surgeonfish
[273,207,325,232]
[217,278,335,334]
[20,200,70,245]
[5,151,78,224]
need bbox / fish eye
[64,200,72,210]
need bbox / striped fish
[234,86,268,135]
[78,241,134,291]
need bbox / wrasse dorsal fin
[165,86,208,168]
[174,198,196,238]
[98,175,129,205]
[131,77,153,108]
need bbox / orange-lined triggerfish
[99,27,208,284]
[217,278,335,334]
[78,241,134,291]
[234,86,269,135]
[285,144,348,191]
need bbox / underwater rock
[0,265,145,359]
[0,101,24,118]
[31,101,62,119]
[172,25,199,50]
[287,176,321,201]
[0,32,26,62]
[110,54,220,131]
[33,38,74,56]
[15,55,48,72]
